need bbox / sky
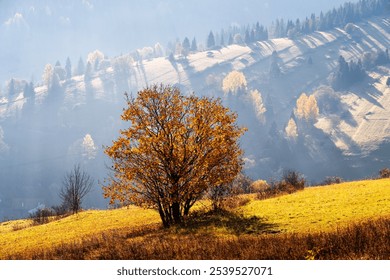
[0,0,359,87]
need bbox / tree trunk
[183,199,192,216]
[157,204,169,228]
[171,202,181,224]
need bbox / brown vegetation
[5,212,389,260]
[209,173,252,210]
[257,169,305,200]
[379,168,390,179]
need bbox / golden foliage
[249,89,266,122]
[285,118,298,139]
[222,71,247,94]
[103,84,246,226]
[249,180,269,193]
[295,93,319,121]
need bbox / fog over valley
[0,0,389,220]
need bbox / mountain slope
[0,15,389,219]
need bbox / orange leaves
[103,84,246,226]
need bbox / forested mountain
[0,0,389,220]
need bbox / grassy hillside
[0,206,160,259]
[0,178,389,259]
[242,179,390,233]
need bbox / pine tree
[22,81,36,116]
[84,62,92,81]
[245,29,251,44]
[8,79,16,96]
[191,37,197,52]
[50,73,61,92]
[77,57,85,76]
[220,33,225,46]
[308,56,313,65]
[269,51,281,78]
[65,57,72,80]
[207,31,215,49]
[182,37,190,56]
[23,81,35,99]
[228,34,234,45]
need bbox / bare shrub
[52,204,69,216]
[209,173,253,210]
[230,173,253,194]
[321,176,343,185]
[282,169,305,190]
[60,164,93,214]
[29,208,55,225]
[379,168,390,178]
[209,184,231,211]
[12,221,33,231]
[256,170,305,200]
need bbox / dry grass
[1,178,390,259]
[0,206,160,258]
[4,213,390,260]
[243,178,390,232]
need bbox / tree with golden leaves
[295,93,319,122]
[103,84,246,227]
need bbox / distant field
[242,179,390,233]
[0,179,389,259]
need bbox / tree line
[331,48,389,90]
[170,0,387,54]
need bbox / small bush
[379,168,390,178]
[52,204,69,216]
[256,170,305,200]
[30,208,55,225]
[209,184,231,211]
[249,180,269,193]
[321,176,343,185]
[230,173,253,194]
[209,173,253,210]
[12,221,33,231]
[282,169,305,190]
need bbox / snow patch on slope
[316,67,390,155]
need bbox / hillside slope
[243,178,390,232]
[0,178,389,259]
[0,16,389,219]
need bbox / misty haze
[0,0,389,224]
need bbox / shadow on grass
[175,209,280,235]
